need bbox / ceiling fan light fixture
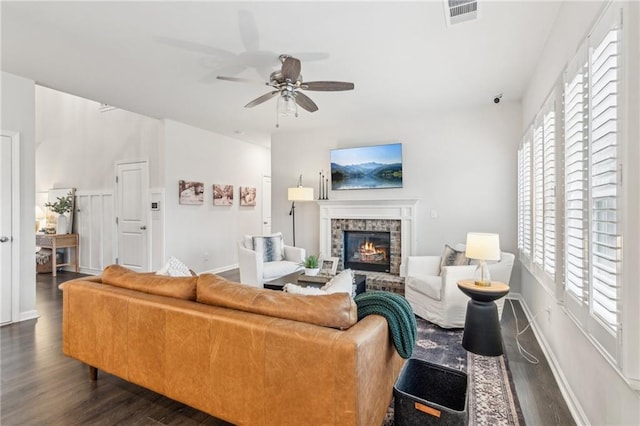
[218,53,354,128]
[277,94,298,117]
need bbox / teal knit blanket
[354,291,417,359]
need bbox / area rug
[383,318,524,426]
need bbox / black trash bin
[393,358,468,426]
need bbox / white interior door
[0,135,13,324]
[262,176,272,234]
[116,161,149,272]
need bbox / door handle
[140,226,147,230]
[0,236,9,243]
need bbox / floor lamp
[288,175,314,247]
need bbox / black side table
[457,280,509,356]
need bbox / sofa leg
[89,366,98,381]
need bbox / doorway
[1,130,21,325]
[262,176,271,234]
[115,160,150,272]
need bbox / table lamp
[287,175,314,247]
[465,232,500,286]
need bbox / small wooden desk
[36,233,79,277]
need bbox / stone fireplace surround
[317,199,419,293]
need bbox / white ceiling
[1,1,562,146]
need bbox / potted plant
[45,192,73,234]
[302,254,320,276]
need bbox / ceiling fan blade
[281,56,301,82]
[294,92,319,113]
[302,81,355,91]
[201,64,247,83]
[217,76,266,85]
[245,91,280,108]
[155,36,235,59]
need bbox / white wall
[522,1,607,124]
[36,86,164,190]
[1,71,37,320]
[271,102,523,291]
[163,120,270,273]
[520,1,640,425]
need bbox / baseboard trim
[78,267,100,276]
[509,294,590,426]
[200,264,239,275]
[18,309,40,322]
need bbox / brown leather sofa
[61,265,404,426]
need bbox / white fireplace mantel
[317,199,420,276]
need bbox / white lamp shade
[465,232,501,261]
[288,187,314,201]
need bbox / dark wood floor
[1,270,574,425]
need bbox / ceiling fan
[217,54,354,127]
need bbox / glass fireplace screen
[343,230,391,273]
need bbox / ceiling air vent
[443,0,479,26]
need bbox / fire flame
[359,241,387,261]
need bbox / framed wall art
[239,186,257,206]
[213,184,234,206]
[179,180,204,205]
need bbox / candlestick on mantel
[325,178,329,200]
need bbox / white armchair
[404,249,515,328]
[237,235,305,288]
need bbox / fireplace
[318,199,419,278]
[343,230,391,273]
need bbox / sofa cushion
[197,274,357,329]
[321,269,354,295]
[406,275,443,301]
[252,232,285,262]
[263,260,302,280]
[440,244,470,271]
[156,256,192,277]
[101,264,197,300]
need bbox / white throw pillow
[251,232,285,262]
[321,269,354,295]
[283,283,327,295]
[156,256,192,277]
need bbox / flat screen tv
[330,143,403,190]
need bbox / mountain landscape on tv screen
[331,161,403,190]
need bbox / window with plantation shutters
[517,2,633,379]
[526,95,557,285]
[560,9,622,357]
[517,148,524,252]
[543,104,556,278]
[533,123,544,267]
[589,25,621,337]
[563,44,588,311]
[521,135,532,257]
